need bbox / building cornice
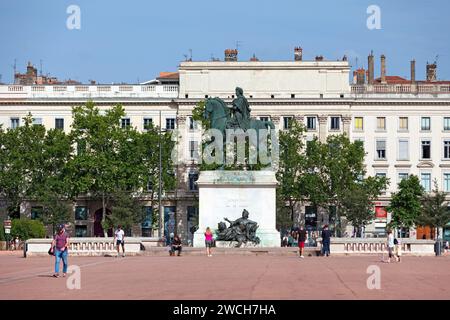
[1,98,449,107]
[175,99,450,106]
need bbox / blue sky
[0,0,449,84]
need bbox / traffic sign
[4,219,11,229]
[5,228,10,234]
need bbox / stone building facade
[1,50,450,242]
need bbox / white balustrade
[324,238,434,255]
[25,237,144,256]
[0,84,179,99]
[350,84,450,95]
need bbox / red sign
[375,206,387,219]
[3,220,11,228]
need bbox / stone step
[140,246,321,256]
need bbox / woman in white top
[114,225,125,257]
[386,230,395,263]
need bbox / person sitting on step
[169,235,182,256]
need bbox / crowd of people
[281,225,332,257]
[8,237,21,251]
[45,223,449,278]
[282,229,320,248]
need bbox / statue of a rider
[227,87,252,131]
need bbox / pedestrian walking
[50,224,69,278]
[386,230,395,263]
[205,227,214,257]
[298,226,307,258]
[14,237,19,250]
[321,225,331,257]
[113,225,125,257]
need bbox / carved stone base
[194,171,280,248]
[215,241,261,248]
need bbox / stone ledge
[215,241,260,248]
[197,170,277,186]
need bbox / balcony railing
[0,84,179,99]
[351,84,450,94]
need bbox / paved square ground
[0,251,449,299]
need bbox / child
[204,227,214,257]
[394,238,402,262]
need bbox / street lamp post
[158,110,163,244]
[3,218,11,250]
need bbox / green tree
[0,115,74,233]
[69,102,133,234]
[32,128,74,232]
[139,124,176,229]
[416,180,450,240]
[192,100,208,129]
[0,114,46,217]
[0,225,5,241]
[276,119,307,225]
[341,176,388,237]
[103,189,146,233]
[387,175,424,238]
[303,135,374,236]
[37,192,73,235]
[68,102,176,235]
[11,219,46,240]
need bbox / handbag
[48,246,55,256]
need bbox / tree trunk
[289,199,294,225]
[102,193,107,237]
[150,191,155,237]
[336,206,341,237]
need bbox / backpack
[394,238,398,245]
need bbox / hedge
[11,219,46,240]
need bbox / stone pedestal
[193,171,280,247]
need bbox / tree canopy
[387,175,424,232]
[0,102,176,234]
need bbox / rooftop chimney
[410,59,416,83]
[26,61,37,76]
[426,62,437,82]
[294,47,303,61]
[224,49,238,62]
[380,54,387,84]
[356,69,366,85]
[368,51,374,84]
[249,53,259,62]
